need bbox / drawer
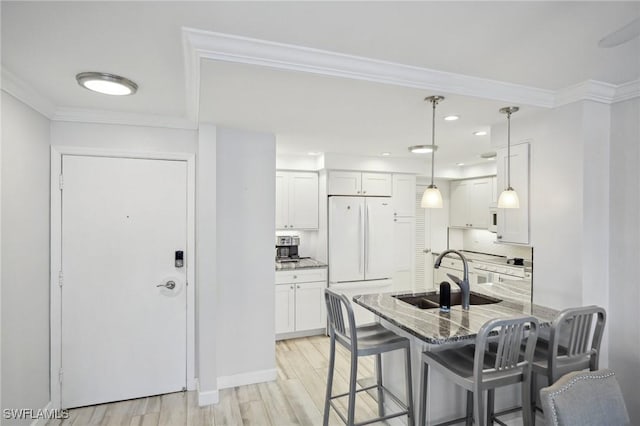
[439,258,463,270]
[276,268,328,284]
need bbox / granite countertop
[275,258,327,271]
[353,281,556,345]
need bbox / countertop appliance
[328,196,394,324]
[276,235,300,262]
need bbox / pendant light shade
[421,185,443,208]
[421,95,445,208]
[497,106,520,209]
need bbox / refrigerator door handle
[365,203,370,275]
[358,203,363,273]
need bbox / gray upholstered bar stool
[323,289,415,426]
[418,315,539,426]
[530,306,606,417]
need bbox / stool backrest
[324,289,358,346]
[474,315,539,381]
[548,306,606,381]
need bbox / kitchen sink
[393,292,502,310]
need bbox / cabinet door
[449,180,469,227]
[294,281,326,331]
[496,143,529,244]
[275,284,295,334]
[467,178,492,228]
[289,172,319,229]
[362,172,392,196]
[328,171,361,195]
[275,172,289,229]
[392,174,416,217]
[392,217,415,292]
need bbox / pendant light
[497,106,520,208]
[421,96,445,208]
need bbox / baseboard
[29,401,52,426]
[196,379,219,407]
[217,368,277,390]
[276,328,326,341]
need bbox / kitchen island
[353,281,557,424]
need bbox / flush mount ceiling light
[307,151,321,156]
[457,162,465,166]
[421,95,445,209]
[473,131,488,136]
[497,106,520,209]
[444,115,459,121]
[481,151,497,160]
[76,72,138,96]
[408,145,438,154]
[381,152,391,156]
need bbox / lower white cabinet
[275,269,327,338]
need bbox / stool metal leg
[473,384,486,426]
[466,390,473,426]
[487,389,495,425]
[404,346,415,426]
[323,335,336,426]
[376,353,385,417]
[347,350,358,426]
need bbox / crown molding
[53,107,197,130]
[1,67,56,118]
[554,80,617,107]
[182,27,556,111]
[613,79,640,103]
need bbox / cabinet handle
[357,190,361,194]
[497,235,503,239]
[296,285,300,289]
[293,275,297,279]
[394,218,397,222]
[290,285,294,289]
[284,225,288,228]
[363,190,367,194]
[394,212,397,216]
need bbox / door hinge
[59,174,64,190]
[58,368,63,384]
[58,271,64,287]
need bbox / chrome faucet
[434,250,470,310]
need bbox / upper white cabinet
[327,171,391,196]
[496,143,530,244]
[449,177,493,229]
[392,174,416,217]
[276,171,319,230]
[392,216,415,292]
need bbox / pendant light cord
[430,99,436,187]
[507,110,511,189]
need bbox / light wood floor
[47,335,389,426]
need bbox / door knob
[157,280,176,290]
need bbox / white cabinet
[392,174,416,217]
[328,171,391,196]
[392,216,415,292]
[275,268,327,338]
[496,143,530,244]
[449,177,492,229]
[275,171,318,230]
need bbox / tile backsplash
[450,228,533,260]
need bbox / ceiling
[2,1,639,164]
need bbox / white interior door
[60,155,187,408]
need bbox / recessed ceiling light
[408,145,438,154]
[76,72,138,96]
[381,152,391,156]
[457,162,465,166]
[444,115,459,121]
[473,131,488,136]
[307,151,321,156]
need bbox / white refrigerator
[328,196,394,324]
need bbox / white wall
[195,124,217,404]
[51,121,197,153]
[215,127,276,383]
[608,97,640,422]
[1,92,51,424]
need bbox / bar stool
[418,315,539,426]
[531,306,606,418]
[323,289,415,426]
